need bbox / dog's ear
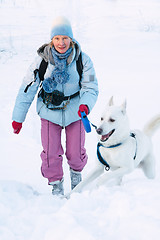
[121,99,127,114]
[108,96,114,106]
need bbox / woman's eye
[109,118,115,122]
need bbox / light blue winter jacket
[12,41,99,127]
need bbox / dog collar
[97,142,123,171]
[97,142,111,171]
[130,132,137,160]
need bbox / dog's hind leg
[141,153,155,179]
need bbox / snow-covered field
[0,0,160,239]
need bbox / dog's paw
[63,193,71,199]
[96,176,105,187]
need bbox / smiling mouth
[58,46,66,49]
[100,129,115,142]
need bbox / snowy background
[0,0,160,239]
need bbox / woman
[12,16,98,196]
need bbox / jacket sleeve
[79,52,99,113]
[12,56,42,123]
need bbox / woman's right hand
[12,121,22,134]
[78,104,89,118]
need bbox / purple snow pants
[40,118,88,183]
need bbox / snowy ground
[0,0,160,239]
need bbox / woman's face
[52,35,71,54]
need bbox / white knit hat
[50,16,73,39]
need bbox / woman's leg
[40,118,64,184]
[65,120,88,171]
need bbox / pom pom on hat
[50,16,73,39]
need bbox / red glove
[78,104,89,117]
[12,121,22,134]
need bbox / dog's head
[96,97,130,146]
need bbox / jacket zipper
[62,84,65,128]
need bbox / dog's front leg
[97,167,131,187]
[66,165,104,198]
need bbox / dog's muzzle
[96,128,115,142]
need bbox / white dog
[66,97,160,197]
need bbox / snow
[0,0,160,239]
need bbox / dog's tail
[143,114,160,137]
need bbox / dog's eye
[109,118,115,122]
[101,117,104,121]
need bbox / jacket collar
[37,41,81,65]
